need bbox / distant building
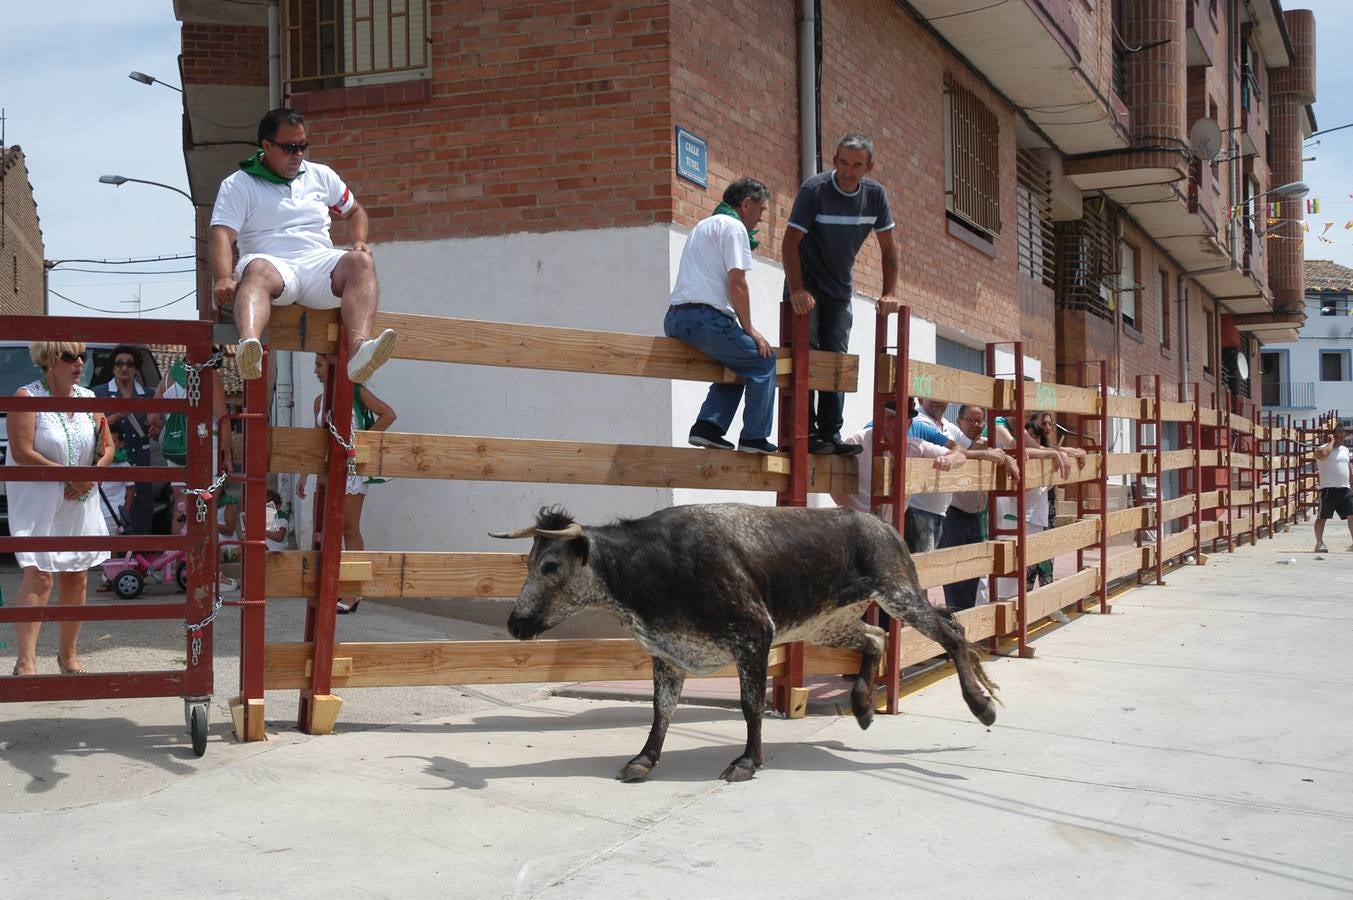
[1261,259,1353,426]
[0,146,45,316]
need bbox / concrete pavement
[2,526,1352,897]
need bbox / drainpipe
[268,0,281,108]
[1227,0,1239,268]
[266,0,295,448]
[798,0,818,182]
[1178,273,1189,387]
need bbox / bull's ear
[570,534,590,566]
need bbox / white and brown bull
[491,503,999,782]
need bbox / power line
[48,286,196,315]
[46,253,195,268]
[54,267,197,275]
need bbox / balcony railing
[282,0,430,94]
[1262,380,1316,409]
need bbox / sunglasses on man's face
[58,351,83,364]
[271,140,310,155]
[114,360,136,369]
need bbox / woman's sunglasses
[58,351,83,364]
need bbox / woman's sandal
[336,598,362,615]
[56,657,89,675]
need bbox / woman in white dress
[5,342,114,675]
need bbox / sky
[1,1,1352,323]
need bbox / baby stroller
[99,485,188,599]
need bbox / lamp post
[128,71,183,93]
[98,174,196,206]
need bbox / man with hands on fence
[942,404,1018,610]
[209,108,396,385]
[665,177,779,455]
[783,133,898,457]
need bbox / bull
[491,503,999,783]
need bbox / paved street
[2,527,1351,898]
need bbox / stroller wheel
[175,561,188,592]
[114,570,145,599]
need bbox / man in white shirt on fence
[1313,421,1353,553]
[209,108,396,384]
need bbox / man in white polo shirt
[1313,420,1353,552]
[209,108,396,383]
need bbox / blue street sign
[675,127,708,188]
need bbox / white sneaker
[1314,542,1329,553]
[236,338,263,380]
[347,329,397,384]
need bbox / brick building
[173,0,1318,548]
[0,146,46,316]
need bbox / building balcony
[1233,309,1304,344]
[1261,380,1315,409]
[1187,156,1220,234]
[1186,0,1220,67]
[907,0,1128,154]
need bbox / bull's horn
[534,523,584,540]
[488,525,537,539]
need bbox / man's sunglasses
[270,140,310,155]
[113,360,137,369]
[58,351,83,364]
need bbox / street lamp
[128,70,183,93]
[98,174,197,206]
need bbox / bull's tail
[936,605,1001,704]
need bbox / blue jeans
[664,304,776,441]
[806,290,852,440]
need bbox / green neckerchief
[238,150,296,185]
[712,201,760,250]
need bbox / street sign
[675,127,708,188]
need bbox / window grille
[1055,195,1118,320]
[944,79,1001,238]
[283,0,429,94]
[1016,150,1055,289]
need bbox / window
[1159,271,1170,349]
[1118,241,1138,330]
[944,79,1001,239]
[1320,351,1349,382]
[283,0,429,94]
[1320,296,1349,316]
[936,336,986,375]
[1016,150,1055,288]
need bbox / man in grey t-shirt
[783,133,899,456]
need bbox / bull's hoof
[616,759,655,782]
[719,758,759,783]
[978,699,997,727]
[851,688,875,730]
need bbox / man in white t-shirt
[663,178,777,454]
[209,108,396,384]
[1313,421,1353,552]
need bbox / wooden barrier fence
[229,304,1329,739]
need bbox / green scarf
[238,150,295,185]
[713,201,760,250]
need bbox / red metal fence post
[771,301,810,715]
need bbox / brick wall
[0,148,46,316]
[284,1,674,243]
[181,23,270,87]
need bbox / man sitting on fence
[664,177,778,454]
[1313,420,1353,553]
[209,108,396,384]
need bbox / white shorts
[236,248,349,309]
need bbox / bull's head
[490,506,595,640]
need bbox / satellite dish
[1189,118,1223,161]
[1236,353,1250,381]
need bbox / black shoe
[832,440,864,457]
[737,438,778,454]
[808,436,836,455]
[688,421,734,450]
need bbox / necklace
[42,377,95,495]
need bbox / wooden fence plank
[1159,449,1196,472]
[1231,452,1254,469]
[267,551,528,599]
[1106,395,1149,420]
[898,359,1006,408]
[1160,530,1195,562]
[1021,380,1100,416]
[1026,518,1100,562]
[1107,506,1149,536]
[271,428,855,495]
[1158,495,1195,523]
[1157,400,1195,422]
[266,306,858,392]
[1025,567,1099,621]
[914,542,997,589]
[1107,452,1153,476]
